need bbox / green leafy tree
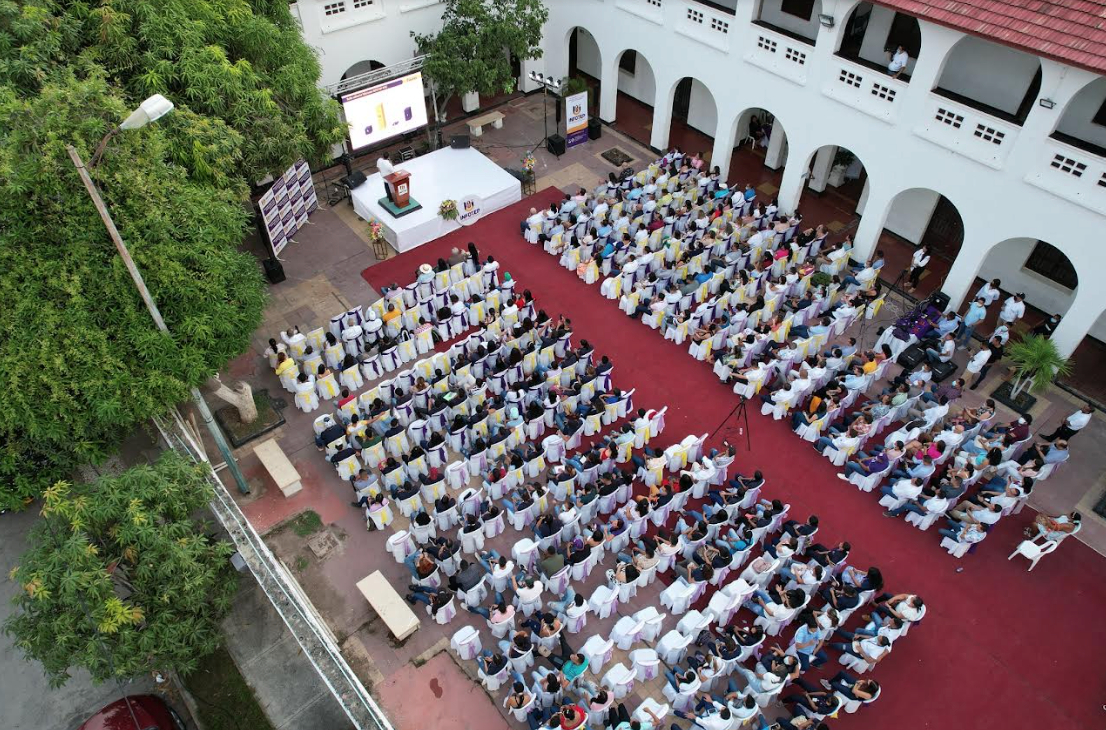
[413,0,548,121]
[4,451,238,685]
[0,72,267,511]
[0,0,345,180]
[1007,333,1072,397]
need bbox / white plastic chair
[610,615,646,650]
[629,648,661,681]
[450,625,482,660]
[589,584,619,620]
[655,629,693,665]
[581,635,615,675]
[601,662,636,700]
[659,580,697,615]
[1008,536,1060,571]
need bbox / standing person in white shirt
[1044,403,1094,442]
[904,245,930,293]
[975,278,1002,307]
[998,293,1025,327]
[963,345,991,389]
[887,45,910,78]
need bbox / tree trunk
[1010,373,1029,400]
[207,377,257,424]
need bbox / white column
[849,184,894,264]
[710,112,740,179]
[898,23,959,120]
[777,157,807,214]
[650,81,674,151]
[1049,289,1099,359]
[806,145,837,193]
[461,92,480,113]
[599,57,619,123]
[764,123,787,170]
[940,235,989,312]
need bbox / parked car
[78,695,187,730]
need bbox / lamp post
[528,71,565,157]
[67,94,252,495]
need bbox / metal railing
[155,410,392,730]
[326,55,426,97]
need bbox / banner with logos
[457,194,485,226]
[565,91,589,148]
[258,159,318,256]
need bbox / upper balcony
[1027,77,1106,216]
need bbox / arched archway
[606,49,657,148]
[934,36,1042,124]
[717,107,790,197]
[566,27,602,109]
[836,2,921,81]
[794,144,869,218]
[865,188,965,297]
[1052,76,1106,157]
[664,76,717,157]
[341,59,386,81]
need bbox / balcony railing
[743,24,810,86]
[913,95,1019,170]
[678,0,733,51]
[822,57,906,124]
[1026,138,1106,217]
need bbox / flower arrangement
[522,152,536,174]
[366,220,385,245]
[439,199,459,220]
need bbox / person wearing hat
[416,262,434,282]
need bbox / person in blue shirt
[957,296,987,349]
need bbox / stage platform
[351,147,522,253]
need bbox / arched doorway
[608,49,657,149]
[1052,76,1106,157]
[720,108,789,198]
[795,144,868,220]
[567,27,602,113]
[934,36,1042,125]
[837,2,921,81]
[665,76,717,160]
[868,188,965,297]
[341,59,386,81]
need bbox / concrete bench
[357,571,420,640]
[466,111,505,137]
[253,439,302,497]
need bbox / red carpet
[364,189,1106,730]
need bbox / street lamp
[67,95,252,495]
[528,71,566,158]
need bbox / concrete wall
[937,35,1040,115]
[884,188,940,244]
[573,28,602,78]
[292,0,447,88]
[1055,77,1106,149]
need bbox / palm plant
[1006,334,1072,398]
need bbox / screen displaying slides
[342,72,429,150]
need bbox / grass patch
[294,555,309,571]
[289,510,323,537]
[183,646,275,730]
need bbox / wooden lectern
[384,171,411,207]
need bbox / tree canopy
[0,72,267,511]
[4,451,238,685]
[413,0,547,119]
[0,0,346,180]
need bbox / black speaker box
[588,119,602,140]
[931,359,958,383]
[263,257,286,284]
[450,134,471,149]
[546,134,566,156]
[927,290,950,311]
[896,342,925,370]
[342,170,367,189]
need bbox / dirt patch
[307,529,340,559]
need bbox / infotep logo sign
[457,194,484,226]
[564,91,589,148]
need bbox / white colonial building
[294,0,1106,364]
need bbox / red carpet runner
[363,188,1106,730]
